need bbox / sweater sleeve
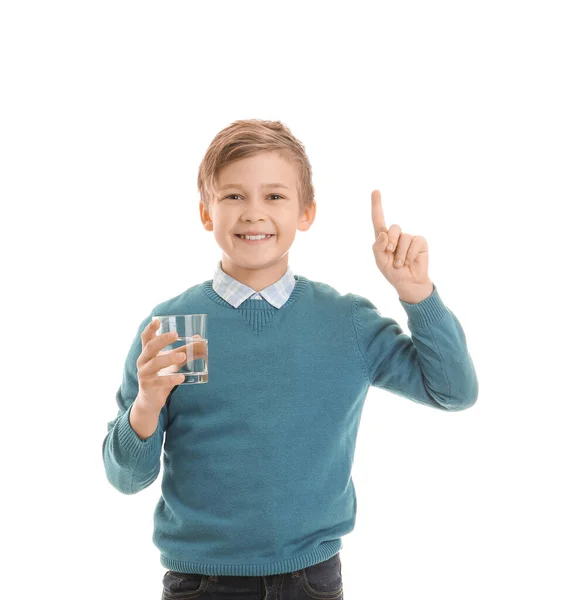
[102,312,170,494]
[351,283,478,411]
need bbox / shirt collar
[212,260,296,308]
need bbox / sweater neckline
[201,274,309,311]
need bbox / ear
[200,202,213,232]
[297,201,317,232]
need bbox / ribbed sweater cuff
[115,403,163,461]
[399,283,449,329]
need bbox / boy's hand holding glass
[136,315,208,413]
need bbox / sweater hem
[159,539,342,576]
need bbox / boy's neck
[220,255,290,292]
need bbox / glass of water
[154,314,208,384]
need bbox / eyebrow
[218,183,290,190]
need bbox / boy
[103,119,478,599]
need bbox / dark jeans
[162,552,343,599]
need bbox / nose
[240,196,270,222]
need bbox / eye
[223,194,284,200]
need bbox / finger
[154,330,178,354]
[141,318,159,346]
[371,190,388,240]
[393,233,413,267]
[385,224,402,253]
[405,236,427,264]
[175,336,208,360]
[138,320,162,368]
[376,231,390,252]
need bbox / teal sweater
[102,275,478,576]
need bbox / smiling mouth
[234,234,275,243]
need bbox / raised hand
[371,189,433,301]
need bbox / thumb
[374,232,395,271]
[377,231,389,253]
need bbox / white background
[2,1,568,598]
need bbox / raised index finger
[371,189,387,239]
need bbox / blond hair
[197,119,315,217]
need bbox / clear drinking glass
[154,314,208,384]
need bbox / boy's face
[200,151,316,291]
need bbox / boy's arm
[351,284,478,411]
[102,313,168,494]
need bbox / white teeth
[239,234,272,240]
